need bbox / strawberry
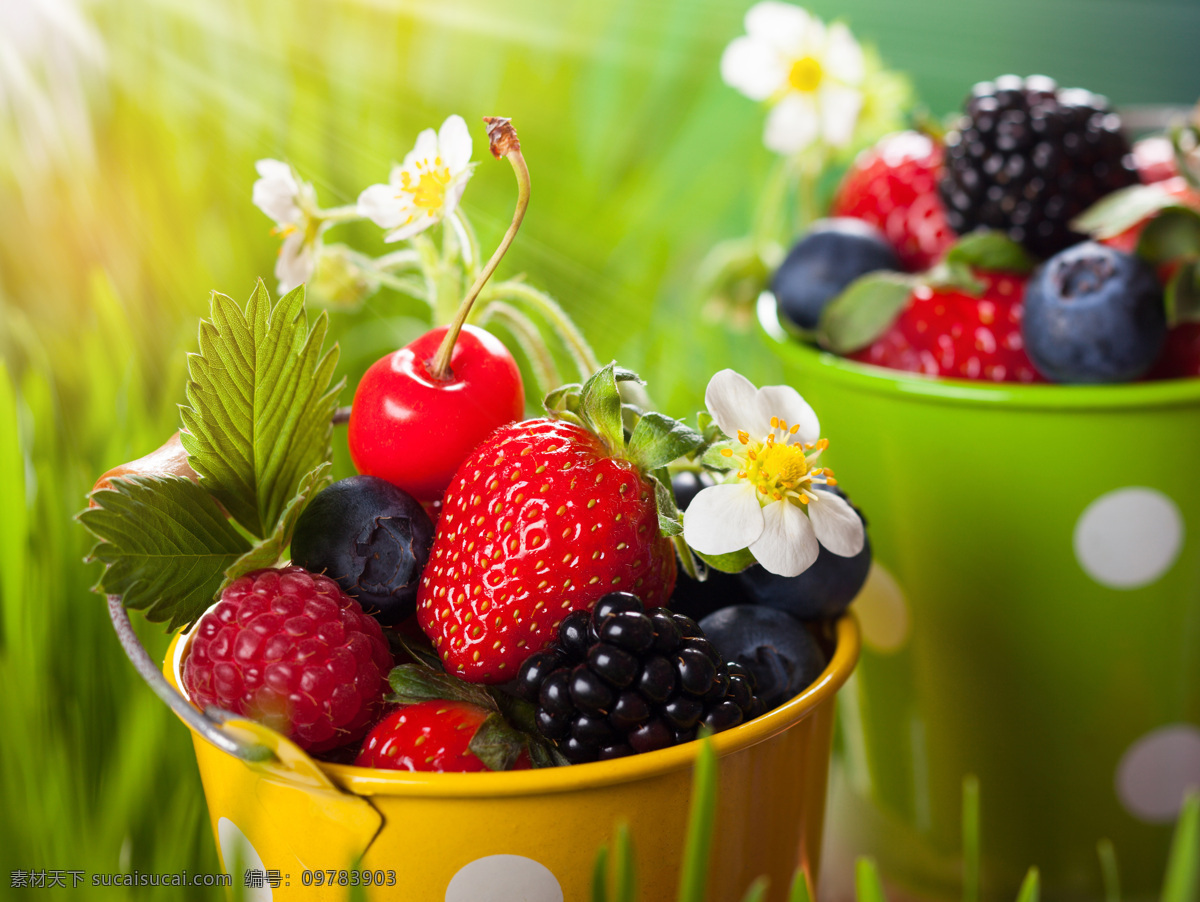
[416,413,679,684]
[1132,136,1180,185]
[1101,177,1200,255]
[355,700,533,772]
[831,131,955,272]
[1146,323,1200,380]
[848,272,1044,383]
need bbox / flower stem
[319,204,362,225]
[429,118,530,381]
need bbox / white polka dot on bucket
[852,562,910,653]
[446,855,563,902]
[217,817,272,902]
[1115,724,1200,823]
[1073,487,1184,589]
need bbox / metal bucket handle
[107,595,273,763]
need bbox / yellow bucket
[158,614,858,902]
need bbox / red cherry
[348,324,524,501]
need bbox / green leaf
[1166,261,1200,326]
[387,663,496,710]
[1014,868,1040,902]
[650,469,684,538]
[612,822,635,902]
[693,546,756,574]
[1161,792,1199,902]
[179,280,342,539]
[677,738,718,902]
[627,412,704,472]
[924,260,986,295]
[578,362,624,452]
[80,475,251,631]
[1072,184,1189,240]
[945,230,1035,274]
[224,462,332,582]
[1139,209,1200,265]
[468,712,529,772]
[818,272,915,354]
[701,441,738,471]
[543,382,582,416]
[854,859,886,902]
[592,845,610,902]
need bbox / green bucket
[759,296,1200,901]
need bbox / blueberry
[698,606,828,711]
[290,475,433,624]
[1022,242,1167,383]
[772,218,902,330]
[737,486,871,621]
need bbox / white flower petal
[754,384,820,444]
[403,127,438,169]
[357,182,408,229]
[745,2,813,56]
[704,369,763,438]
[808,490,865,557]
[750,500,820,577]
[818,81,863,148]
[764,92,819,155]
[383,210,438,243]
[252,159,301,225]
[276,231,314,294]
[438,114,473,174]
[720,36,785,101]
[683,482,764,556]
[823,23,864,85]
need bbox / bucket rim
[165,614,859,798]
[757,291,1200,412]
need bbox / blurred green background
[1,0,1198,897]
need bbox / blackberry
[940,75,1137,260]
[515,592,762,763]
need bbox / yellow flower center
[788,56,823,93]
[399,158,453,211]
[725,416,835,505]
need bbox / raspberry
[182,566,395,752]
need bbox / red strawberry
[182,566,395,752]
[1146,323,1200,380]
[1133,136,1179,185]
[848,272,1044,383]
[355,700,532,772]
[416,417,677,683]
[832,131,955,272]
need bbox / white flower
[721,2,865,155]
[357,114,475,243]
[252,159,320,294]
[683,369,865,577]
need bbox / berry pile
[514,593,762,763]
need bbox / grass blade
[593,843,610,902]
[1161,792,1200,902]
[1097,839,1121,902]
[614,823,636,902]
[677,737,718,902]
[788,868,815,902]
[740,876,770,902]
[855,858,887,902]
[963,774,981,902]
[1015,868,1040,902]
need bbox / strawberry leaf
[1137,208,1200,265]
[1072,183,1189,240]
[577,362,624,453]
[1166,261,1200,325]
[626,412,704,472]
[387,663,496,710]
[225,462,332,582]
[180,280,343,539]
[944,230,1034,274]
[692,546,756,574]
[80,475,251,630]
[650,469,684,537]
[817,272,915,354]
[468,712,531,772]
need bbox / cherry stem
[429,118,531,381]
